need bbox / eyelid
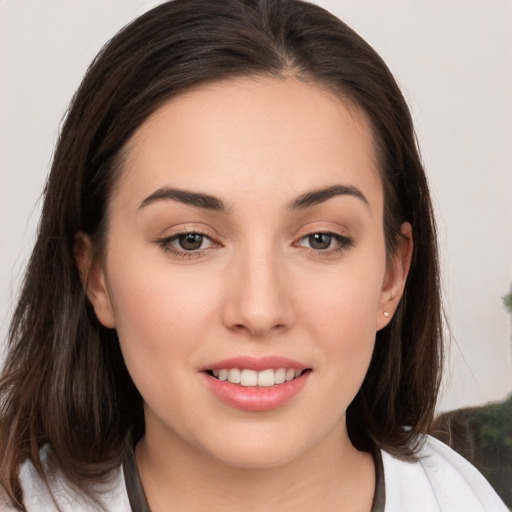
[293,221,350,239]
[154,222,224,243]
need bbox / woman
[0,0,506,510]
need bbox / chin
[197,424,324,471]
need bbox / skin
[77,76,412,511]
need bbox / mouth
[202,357,312,411]
[206,367,311,387]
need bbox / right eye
[173,233,208,251]
[157,232,216,256]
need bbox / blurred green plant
[432,395,512,507]
[430,286,512,507]
[504,290,512,313]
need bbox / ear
[376,222,413,330]
[74,232,116,328]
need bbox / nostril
[230,322,287,336]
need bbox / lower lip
[203,372,310,412]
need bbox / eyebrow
[139,187,228,212]
[139,183,369,213]
[287,184,369,211]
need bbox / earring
[383,311,390,317]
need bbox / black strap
[371,447,386,512]
[121,439,386,512]
[121,440,151,512]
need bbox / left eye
[298,233,352,251]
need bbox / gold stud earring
[383,311,390,317]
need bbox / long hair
[0,0,443,505]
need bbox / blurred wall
[1,0,511,412]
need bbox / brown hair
[0,0,442,506]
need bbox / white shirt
[381,435,507,511]
[5,436,508,511]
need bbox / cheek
[308,290,379,379]
[105,251,221,370]
[294,255,385,379]
[300,265,383,337]
[105,257,226,423]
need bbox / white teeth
[274,368,286,384]
[211,367,306,387]
[257,369,275,387]
[228,368,241,384]
[240,369,258,386]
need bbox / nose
[221,244,295,338]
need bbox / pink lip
[203,355,307,372]
[201,356,311,412]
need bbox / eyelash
[156,230,354,259]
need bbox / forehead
[114,76,382,213]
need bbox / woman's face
[83,77,410,468]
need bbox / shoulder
[381,435,508,511]
[17,446,131,512]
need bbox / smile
[209,368,305,387]
[202,356,311,411]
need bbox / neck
[135,421,375,512]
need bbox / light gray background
[1,0,511,412]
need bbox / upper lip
[202,355,309,372]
